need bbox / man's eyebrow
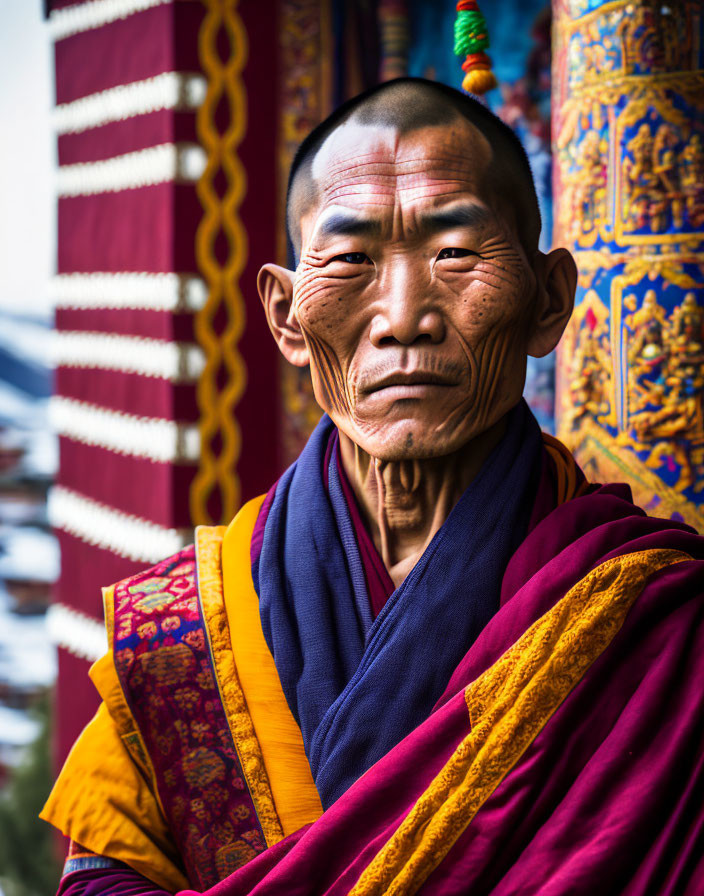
[314,211,383,240]
[418,203,491,233]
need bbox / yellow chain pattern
[192,0,248,525]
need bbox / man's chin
[348,419,472,463]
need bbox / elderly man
[42,79,704,896]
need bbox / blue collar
[255,400,543,807]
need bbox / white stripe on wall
[50,331,205,382]
[50,396,200,463]
[48,485,191,563]
[50,272,207,312]
[46,602,107,662]
[53,72,207,134]
[49,0,170,42]
[57,143,206,196]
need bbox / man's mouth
[363,370,458,396]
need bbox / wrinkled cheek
[298,323,351,420]
[295,298,357,356]
[292,279,366,420]
[451,317,526,420]
[454,286,532,368]
[476,327,526,408]
[463,287,530,332]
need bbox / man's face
[292,116,538,461]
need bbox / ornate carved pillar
[553,0,704,526]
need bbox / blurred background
[0,1,701,893]
[0,2,60,893]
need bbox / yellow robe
[41,497,322,891]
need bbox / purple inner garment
[252,429,394,620]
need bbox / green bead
[453,8,490,57]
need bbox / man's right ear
[257,264,310,367]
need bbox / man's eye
[332,252,371,264]
[437,247,478,260]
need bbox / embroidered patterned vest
[109,530,269,890]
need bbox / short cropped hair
[286,77,541,260]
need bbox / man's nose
[369,264,445,347]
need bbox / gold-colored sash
[350,548,691,896]
[220,498,323,838]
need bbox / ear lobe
[527,248,577,358]
[257,263,310,367]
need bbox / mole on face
[291,116,537,463]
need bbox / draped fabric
[182,484,704,896]
[254,401,543,807]
[57,865,171,896]
[44,416,704,895]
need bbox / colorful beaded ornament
[453,0,498,95]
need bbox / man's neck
[338,417,507,589]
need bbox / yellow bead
[461,68,498,95]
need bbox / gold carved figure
[625,291,704,491]
[569,300,612,427]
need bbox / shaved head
[287,78,541,261]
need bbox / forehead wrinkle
[320,166,480,188]
[322,153,480,172]
[395,183,479,204]
[310,121,400,181]
[320,171,487,196]
[321,180,483,210]
[312,123,492,192]
[300,121,501,253]
[318,157,484,190]
[321,192,397,208]
[316,155,492,218]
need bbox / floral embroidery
[112,546,266,890]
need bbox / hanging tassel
[453,0,498,95]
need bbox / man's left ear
[527,247,577,358]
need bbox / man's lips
[362,370,458,395]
